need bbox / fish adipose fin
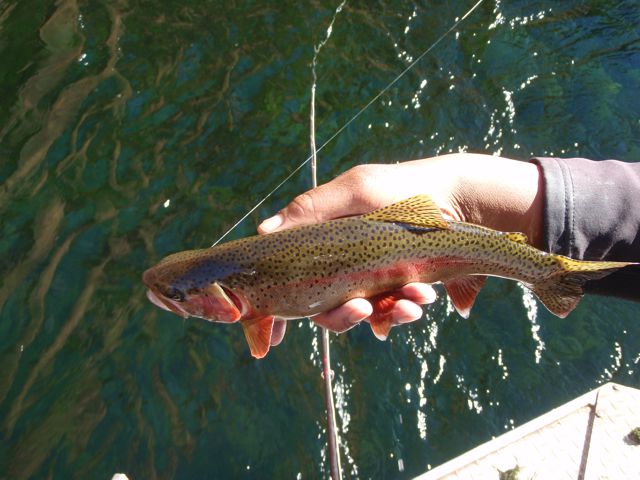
[363,195,449,230]
[444,276,487,319]
[532,257,636,318]
[241,316,275,358]
[367,292,403,341]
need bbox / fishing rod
[311,72,342,480]
[310,3,347,478]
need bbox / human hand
[258,159,453,332]
[258,153,543,333]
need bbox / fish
[142,195,635,358]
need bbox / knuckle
[287,192,318,222]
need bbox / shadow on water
[1,0,639,478]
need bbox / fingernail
[396,313,420,324]
[258,214,283,233]
[394,301,423,324]
[347,307,370,325]
[424,287,437,304]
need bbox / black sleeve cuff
[531,156,640,262]
[531,156,640,300]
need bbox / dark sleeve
[531,157,640,300]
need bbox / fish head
[142,251,245,323]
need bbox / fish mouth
[145,283,243,323]
[143,262,243,322]
[146,289,189,319]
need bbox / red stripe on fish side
[250,256,472,314]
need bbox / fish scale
[143,195,635,358]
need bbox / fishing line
[211,0,485,247]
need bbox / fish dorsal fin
[504,232,528,244]
[444,275,486,319]
[362,195,449,229]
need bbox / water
[1,1,639,478]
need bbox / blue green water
[1,1,639,478]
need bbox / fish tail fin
[531,256,636,318]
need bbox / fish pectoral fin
[444,275,486,319]
[241,316,275,359]
[362,195,449,230]
[368,292,402,341]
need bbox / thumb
[258,182,363,234]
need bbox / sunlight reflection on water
[1,0,639,478]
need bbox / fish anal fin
[368,292,402,341]
[504,232,528,244]
[529,284,580,318]
[241,316,275,359]
[363,195,449,230]
[444,276,486,319]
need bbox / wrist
[450,153,544,248]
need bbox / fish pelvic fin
[367,292,402,341]
[241,316,275,359]
[444,275,486,319]
[363,194,449,230]
[531,257,637,318]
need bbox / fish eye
[164,287,185,302]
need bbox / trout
[142,195,634,358]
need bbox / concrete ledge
[414,382,640,479]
